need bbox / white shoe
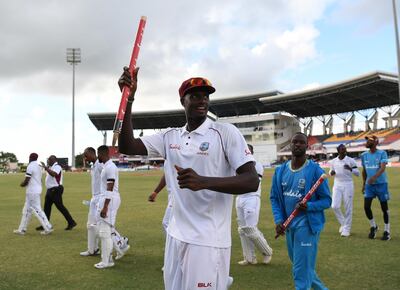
[341,231,350,237]
[13,229,26,235]
[262,255,272,264]
[339,226,343,234]
[40,228,53,235]
[227,276,234,288]
[238,258,257,265]
[80,248,100,256]
[115,244,130,260]
[94,261,114,269]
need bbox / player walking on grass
[80,147,130,259]
[361,135,391,241]
[118,67,259,290]
[94,145,123,269]
[329,144,359,237]
[270,132,331,290]
[14,153,53,236]
[236,144,272,266]
[36,155,76,231]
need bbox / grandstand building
[88,71,400,167]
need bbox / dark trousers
[44,185,75,225]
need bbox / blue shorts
[364,183,390,202]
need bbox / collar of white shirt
[180,118,212,137]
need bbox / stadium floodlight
[392,0,400,105]
[66,48,81,169]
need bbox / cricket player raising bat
[118,67,259,289]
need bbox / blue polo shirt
[361,149,388,184]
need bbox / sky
[0,0,398,163]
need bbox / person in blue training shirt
[270,132,331,290]
[361,135,391,241]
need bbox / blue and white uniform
[361,150,389,202]
[270,160,331,290]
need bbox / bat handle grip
[112,120,123,147]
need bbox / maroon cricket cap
[178,77,216,98]
[29,153,38,160]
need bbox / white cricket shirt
[45,162,62,188]
[91,159,104,196]
[25,160,42,194]
[141,118,255,248]
[100,159,119,196]
[329,155,359,183]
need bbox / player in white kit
[80,147,130,259]
[14,153,53,235]
[94,145,122,269]
[118,68,259,290]
[329,144,359,237]
[236,144,272,265]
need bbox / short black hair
[292,132,308,145]
[97,145,109,155]
[85,147,96,155]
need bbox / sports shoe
[36,226,44,231]
[40,228,54,235]
[13,229,26,235]
[262,254,272,264]
[341,231,350,237]
[65,221,77,231]
[227,276,234,288]
[381,231,391,241]
[339,226,343,234]
[115,244,130,260]
[368,226,378,239]
[94,261,115,269]
[238,258,257,265]
[80,248,100,256]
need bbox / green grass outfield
[0,168,399,290]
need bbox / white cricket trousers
[235,195,260,227]
[164,234,231,290]
[332,182,354,233]
[18,193,52,231]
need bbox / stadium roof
[260,71,399,118]
[208,90,282,117]
[88,109,188,131]
[88,90,281,130]
[88,71,399,131]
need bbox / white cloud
[0,0,336,162]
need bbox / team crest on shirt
[298,179,306,189]
[199,142,209,151]
[197,142,210,156]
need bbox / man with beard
[361,135,391,241]
[270,132,331,290]
[117,67,259,290]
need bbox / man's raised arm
[118,67,147,155]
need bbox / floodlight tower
[393,0,400,105]
[66,48,81,169]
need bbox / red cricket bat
[275,173,327,239]
[112,16,147,147]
